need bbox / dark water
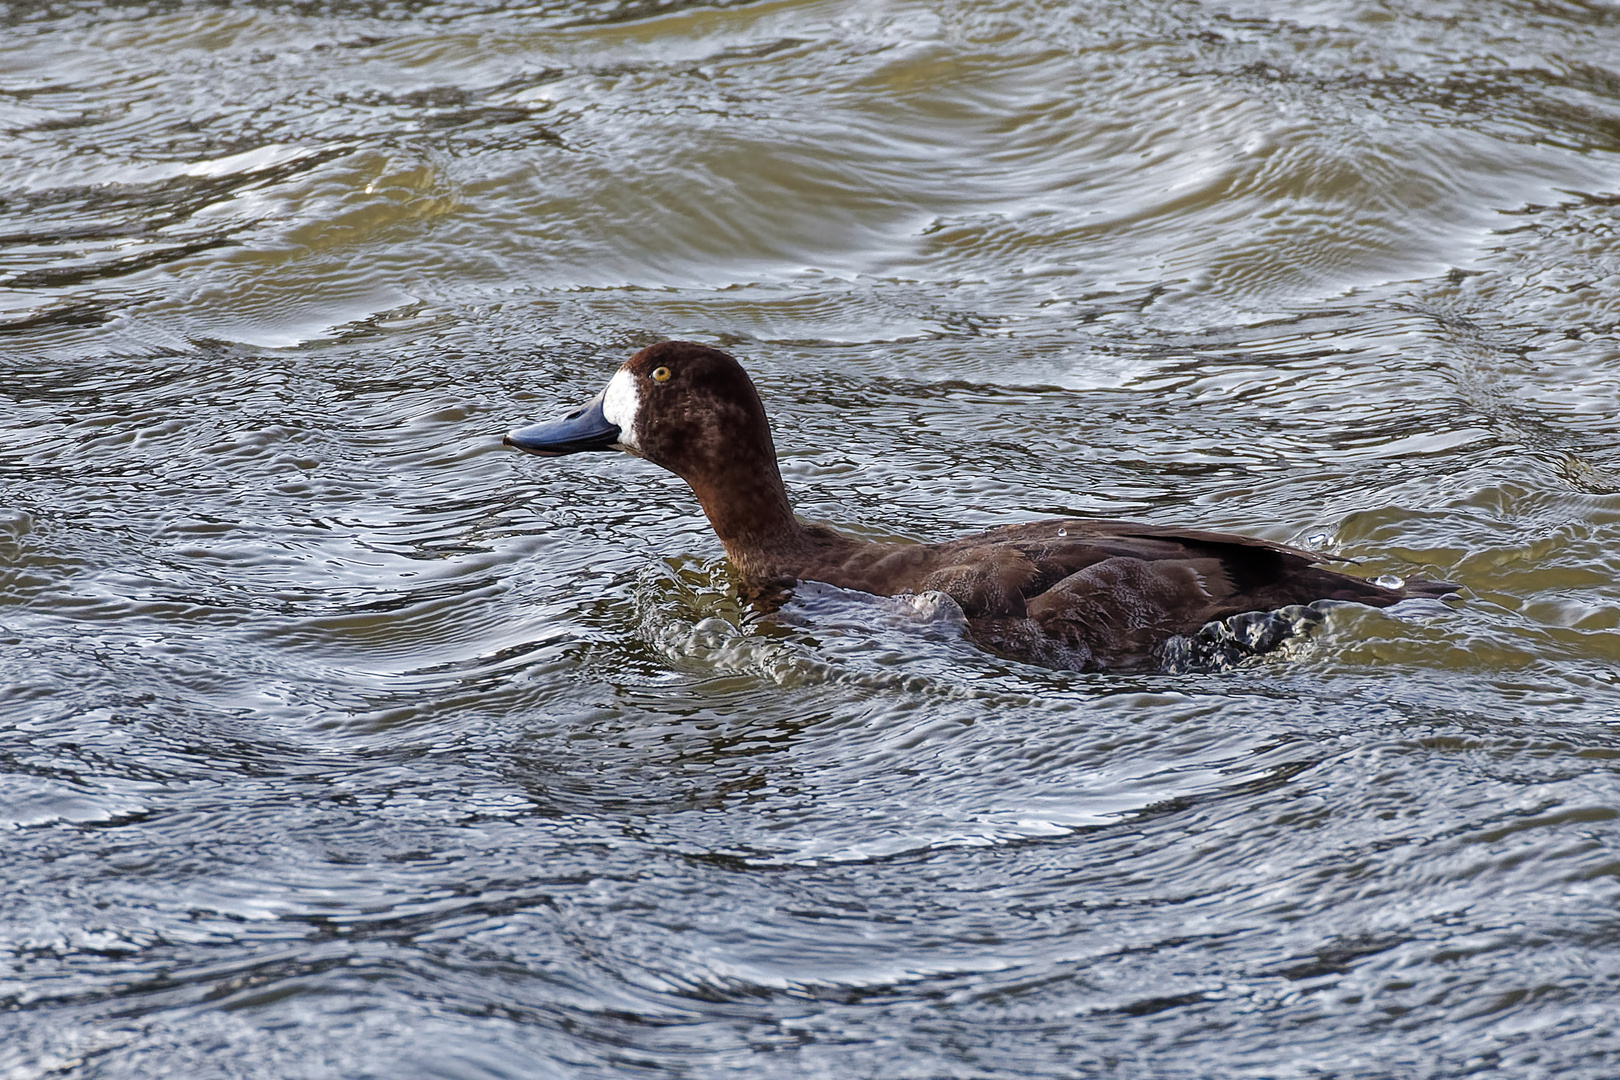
[4,1,1620,1076]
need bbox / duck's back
[787,519,1445,672]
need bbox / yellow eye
[650,366,672,383]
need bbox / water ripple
[4,0,1620,1077]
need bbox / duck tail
[1399,576,1460,599]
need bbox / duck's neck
[684,459,814,580]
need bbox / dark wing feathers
[929,518,1419,623]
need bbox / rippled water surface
[5,0,1620,1076]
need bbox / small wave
[634,561,1044,700]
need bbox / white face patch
[600,367,641,451]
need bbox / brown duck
[505,341,1450,672]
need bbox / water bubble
[1057,528,1067,537]
[1375,574,1405,589]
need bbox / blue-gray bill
[504,393,619,456]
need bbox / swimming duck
[505,341,1449,671]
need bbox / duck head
[505,342,801,569]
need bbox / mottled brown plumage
[506,342,1451,671]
